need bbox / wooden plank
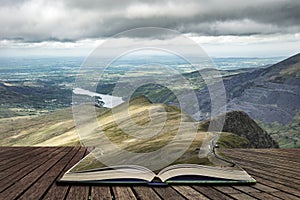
[271,191,300,200]
[251,175,300,198]
[225,151,300,174]
[172,185,209,200]
[64,149,92,200]
[90,186,112,200]
[252,183,298,200]
[227,156,300,184]
[0,147,15,154]
[0,147,33,163]
[239,165,300,191]
[213,186,257,200]
[0,148,47,167]
[229,193,257,200]
[240,150,300,166]
[112,186,137,200]
[225,152,300,180]
[227,154,300,179]
[18,147,80,200]
[225,150,300,170]
[65,186,89,200]
[0,147,53,179]
[0,147,72,199]
[213,186,241,194]
[0,146,32,155]
[241,149,300,161]
[42,147,87,200]
[276,149,300,153]
[233,185,281,200]
[250,183,278,193]
[225,152,299,194]
[132,186,161,200]
[242,191,281,200]
[0,147,36,162]
[192,186,233,200]
[233,185,261,194]
[0,147,66,193]
[225,149,300,166]
[0,147,300,199]
[153,187,186,200]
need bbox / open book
[59,147,256,185]
[60,99,256,184]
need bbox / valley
[0,55,298,147]
[0,95,278,158]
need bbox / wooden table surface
[0,147,299,200]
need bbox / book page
[69,130,215,174]
[61,165,155,182]
[157,164,254,182]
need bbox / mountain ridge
[0,96,277,150]
[189,53,300,124]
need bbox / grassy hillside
[0,96,273,156]
[0,106,107,146]
[257,111,300,148]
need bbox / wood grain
[0,147,299,200]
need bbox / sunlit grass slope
[0,95,251,155]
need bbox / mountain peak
[129,95,152,105]
[261,52,300,84]
[201,110,279,148]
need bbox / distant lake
[73,88,124,108]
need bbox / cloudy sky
[0,0,299,57]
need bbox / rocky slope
[185,53,300,147]
[225,53,300,124]
[201,111,279,148]
[194,53,300,124]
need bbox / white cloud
[125,2,200,18]
[0,0,299,57]
[1,0,300,41]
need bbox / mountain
[0,96,276,152]
[0,96,198,147]
[200,111,278,148]
[187,53,300,147]
[225,53,300,124]
[194,53,300,123]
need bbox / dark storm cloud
[0,0,299,42]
